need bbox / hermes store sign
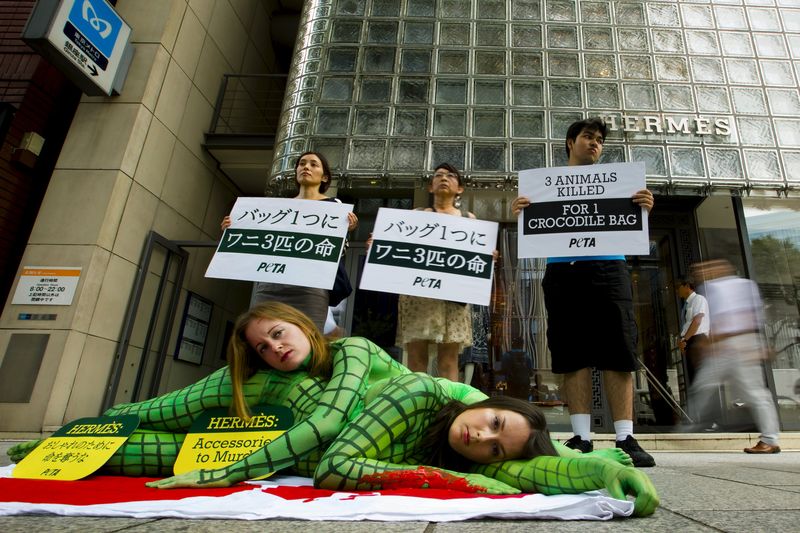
[601,115,732,136]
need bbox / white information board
[360,208,498,306]
[205,197,352,290]
[517,161,649,258]
[12,267,82,305]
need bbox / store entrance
[625,196,705,431]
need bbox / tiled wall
[272,0,800,193]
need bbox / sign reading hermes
[602,115,731,136]
[22,0,133,96]
[518,162,649,258]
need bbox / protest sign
[173,405,293,477]
[518,161,649,258]
[206,198,352,289]
[360,208,497,306]
[12,415,139,480]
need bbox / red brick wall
[0,0,81,307]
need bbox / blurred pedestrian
[689,260,781,454]
[677,278,709,383]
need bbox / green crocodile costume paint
[101,337,415,480]
[9,337,657,515]
[315,372,659,516]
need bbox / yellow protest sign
[173,404,293,478]
[12,415,139,480]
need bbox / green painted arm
[148,337,408,487]
[474,455,659,516]
[314,373,517,494]
[103,367,304,432]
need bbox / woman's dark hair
[294,150,333,193]
[432,162,464,186]
[422,396,558,472]
[565,117,607,157]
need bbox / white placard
[12,267,82,306]
[205,197,352,290]
[360,208,498,306]
[517,161,649,258]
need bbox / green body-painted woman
[315,372,658,516]
[8,302,658,516]
[8,302,478,480]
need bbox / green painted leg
[100,430,185,477]
[100,374,327,481]
[104,368,308,432]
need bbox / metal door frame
[101,231,216,411]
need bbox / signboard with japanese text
[22,0,133,96]
[12,266,82,305]
[360,208,498,306]
[12,415,139,480]
[517,161,649,258]
[173,405,293,477]
[205,197,353,289]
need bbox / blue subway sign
[22,0,133,96]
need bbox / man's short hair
[678,278,695,291]
[565,117,608,157]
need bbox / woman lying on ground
[9,303,641,503]
[9,301,416,480]
[314,372,659,516]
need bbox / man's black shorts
[542,260,638,374]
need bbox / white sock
[614,420,633,441]
[570,414,592,441]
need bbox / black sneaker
[564,435,593,454]
[616,435,655,468]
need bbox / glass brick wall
[270,0,800,194]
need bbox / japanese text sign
[12,267,82,306]
[173,405,293,478]
[517,161,649,258]
[12,415,139,480]
[205,197,353,289]
[360,208,498,306]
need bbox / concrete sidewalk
[0,443,798,532]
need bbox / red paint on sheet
[360,466,480,493]
[0,475,250,505]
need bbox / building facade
[270,0,800,431]
[0,0,798,436]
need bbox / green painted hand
[7,439,42,463]
[602,465,660,517]
[462,472,521,495]
[144,469,235,489]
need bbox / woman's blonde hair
[228,301,332,419]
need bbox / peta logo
[82,0,112,39]
[412,276,441,288]
[568,237,596,248]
